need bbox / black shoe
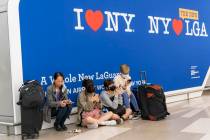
[132,112,141,120]
[137,111,141,116]
[54,123,62,131]
[61,125,68,131]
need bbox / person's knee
[63,106,72,112]
[66,106,72,113]
[59,107,68,112]
[67,105,72,110]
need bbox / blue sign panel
[19,0,210,103]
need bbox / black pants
[51,106,72,126]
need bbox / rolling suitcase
[17,80,45,140]
[21,106,43,139]
[133,71,170,121]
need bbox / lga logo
[148,8,208,37]
[73,8,135,32]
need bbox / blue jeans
[52,106,72,126]
[122,92,140,112]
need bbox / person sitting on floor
[100,79,131,121]
[114,64,141,119]
[77,79,120,129]
[47,72,73,131]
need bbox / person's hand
[63,100,71,105]
[122,84,127,90]
[60,101,66,107]
[94,94,100,102]
[92,95,100,103]
[118,84,124,90]
[115,88,121,96]
[123,80,131,90]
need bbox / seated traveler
[114,64,141,119]
[77,79,119,129]
[100,79,131,121]
[47,72,72,131]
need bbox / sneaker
[116,118,124,125]
[137,111,142,116]
[132,115,141,120]
[87,123,99,129]
[99,120,117,126]
[132,112,141,120]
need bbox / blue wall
[19,0,210,104]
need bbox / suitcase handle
[140,71,147,85]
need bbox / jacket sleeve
[118,94,123,105]
[100,92,118,109]
[47,86,60,108]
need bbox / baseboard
[166,91,203,103]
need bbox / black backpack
[137,85,169,121]
[133,71,170,121]
[17,80,45,108]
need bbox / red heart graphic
[172,19,183,36]
[85,10,104,32]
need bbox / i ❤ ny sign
[73,8,208,37]
[73,8,135,32]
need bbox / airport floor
[1,91,210,140]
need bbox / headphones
[105,83,116,91]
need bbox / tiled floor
[1,92,210,140]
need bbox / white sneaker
[87,123,99,129]
[99,120,117,126]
